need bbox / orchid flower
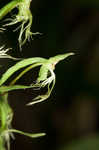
[0,52,74,105]
[0,0,38,48]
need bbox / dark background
[1,0,99,150]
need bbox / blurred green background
[1,0,99,150]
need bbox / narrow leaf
[0,57,46,86]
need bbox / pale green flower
[0,0,39,48]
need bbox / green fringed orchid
[0,0,38,48]
[0,93,45,150]
[0,52,74,105]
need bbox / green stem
[0,136,5,150]
[0,93,13,150]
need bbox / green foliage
[0,49,74,150]
[0,57,46,86]
[0,0,74,150]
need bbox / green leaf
[0,57,46,86]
